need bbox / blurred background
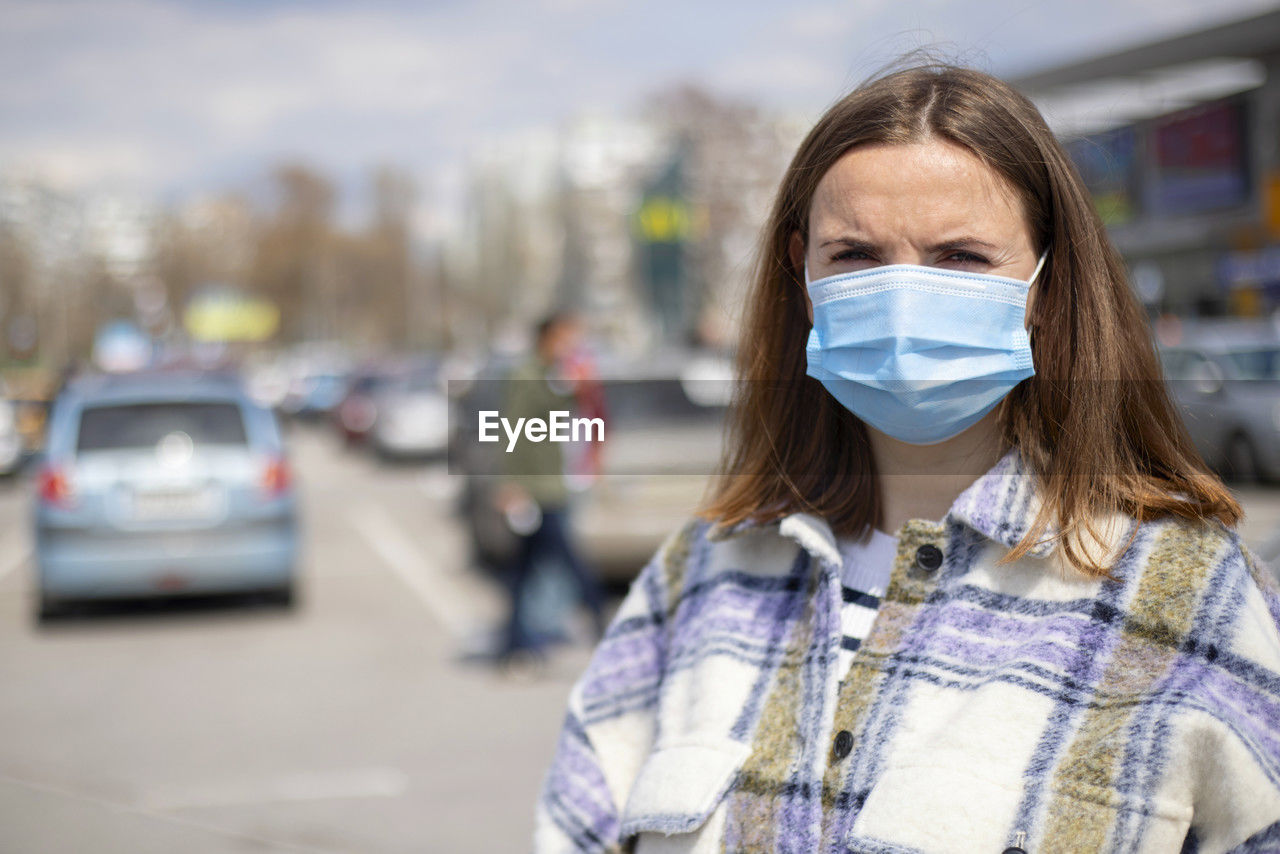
[3,1,1280,851]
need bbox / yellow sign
[636,196,692,243]
[1265,171,1280,239]
[1228,286,1264,317]
[184,296,280,342]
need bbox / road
[0,425,598,854]
[0,427,1278,853]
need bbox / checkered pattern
[533,451,1280,853]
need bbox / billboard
[1147,98,1250,216]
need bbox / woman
[533,63,1280,853]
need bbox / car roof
[66,370,249,405]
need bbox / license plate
[131,488,220,521]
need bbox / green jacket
[502,357,572,509]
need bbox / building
[1013,9,1280,317]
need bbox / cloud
[0,0,1275,204]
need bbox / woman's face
[791,139,1039,323]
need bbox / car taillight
[37,464,75,508]
[261,456,291,497]
[340,398,377,432]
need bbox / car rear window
[77,401,249,451]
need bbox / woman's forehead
[809,140,1029,246]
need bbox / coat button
[914,543,943,572]
[832,730,854,760]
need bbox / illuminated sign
[1148,99,1250,216]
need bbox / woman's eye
[942,251,989,266]
[830,249,874,263]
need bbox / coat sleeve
[1193,544,1280,853]
[532,521,694,853]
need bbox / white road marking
[0,770,332,852]
[351,506,475,638]
[138,766,409,811]
[0,544,30,586]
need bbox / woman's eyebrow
[817,237,878,251]
[817,236,1001,253]
[929,237,1000,254]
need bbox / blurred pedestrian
[494,312,607,670]
[560,332,607,490]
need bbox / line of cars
[245,351,452,462]
[17,318,1276,620]
[330,358,450,461]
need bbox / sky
[1,0,1277,220]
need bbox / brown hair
[698,62,1240,575]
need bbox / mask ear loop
[1028,249,1049,286]
[1026,249,1049,348]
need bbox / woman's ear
[788,231,813,325]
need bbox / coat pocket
[619,739,751,844]
[842,763,1192,854]
[843,761,1030,853]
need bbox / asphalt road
[0,427,1278,853]
[0,425,599,854]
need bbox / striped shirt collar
[712,448,1058,567]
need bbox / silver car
[34,371,299,618]
[1159,321,1280,481]
[369,360,450,461]
[0,390,21,476]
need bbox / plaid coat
[533,452,1280,853]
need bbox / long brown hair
[698,62,1240,575]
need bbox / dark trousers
[500,507,605,655]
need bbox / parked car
[0,391,21,477]
[369,360,450,462]
[332,364,397,447]
[3,366,58,457]
[281,370,349,422]
[33,370,299,618]
[453,352,730,581]
[571,371,728,578]
[1158,320,1280,482]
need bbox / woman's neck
[868,410,1005,535]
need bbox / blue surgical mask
[804,251,1048,445]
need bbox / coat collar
[946,448,1058,558]
[711,448,1059,567]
